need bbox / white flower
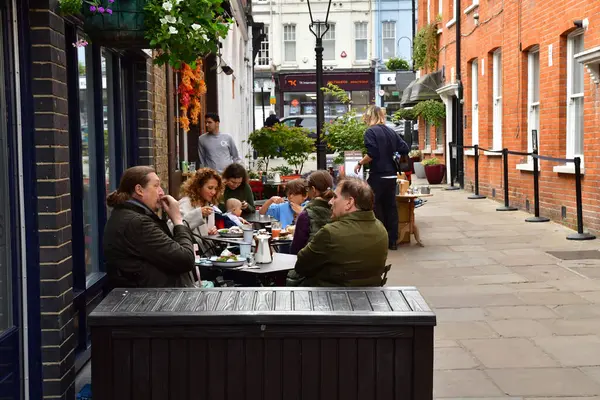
[162,1,173,11]
[191,24,201,31]
[174,0,182,3]
[168,26,179,35]
[165,15,176,24]
[159,17,168,25]
[201,34,209,42]
[178,17,183,24]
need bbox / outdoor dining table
[198,252,296,287]
[244,211,278,228]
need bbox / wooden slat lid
[89,287,436,326]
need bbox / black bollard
[468,144,486,199]
[445,142,460,191]
[526,150,549,222]
[496,148,518,211]
[567,157,596,240]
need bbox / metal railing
[448,143,595,241]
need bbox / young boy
[259,179,308,229]
[224,198,248,227]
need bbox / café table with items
[198,218,296,287]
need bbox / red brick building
[417,0,600,232]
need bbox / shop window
[0,14,10,333]
[382,21,396,60]
[283,24,296,63]
[354,22,368,61]
[350,90,369,113]
[323,24,336,61]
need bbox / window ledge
[484,150,502,156]
[465,149,475,156]
[446,19,456,29]
[553,165,585,175]
[464,0,479,15]
[282,63,299,68]
[422,148,432,154]
[516,163,536,172]
[433,149,444,155]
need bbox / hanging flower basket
[83,0,149,48]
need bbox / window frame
[283,24,296,63]
[492,49,502,150]
[527,47,540,159]
[323,23,336,61]
[382,21,396,61]
[471,59,479,146]
[425,122,431,150]
[257,25,270,67]
[354,22,368,62]
[566,30,585,162]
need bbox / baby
[225,198,249,227]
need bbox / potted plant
[385,57,410,71]
[408,149,422,175]
[422,157,446,185]
[280,127,314,174]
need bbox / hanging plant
[413,100,446,126]
[392,107,416,122]
[413,22,438,71]
[385,57,410,71]
[59,0,115,16]
[144,0,233,69]
[178,60,207,133]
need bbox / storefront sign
[280,72,372,91]
[379,73,396,86]
[269,96,276,105]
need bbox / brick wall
[152,56,169,189]
[29,2,75,399]
[136,58,154,166]
[420,0,600,233]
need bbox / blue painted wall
[374,0,415,105]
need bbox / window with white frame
[438,0,443,16]
[427,0,431,23]
[382,21,396,60]
[354,22,368,61]
[527,47,540,157]
[323,24,336,61]
[471,59,479,145]
[567,31,584,160]
[425,123,431,149]
[283,24,296,63]
[257,25,270,66]
[492,49,502,150]
[436,124,444,150]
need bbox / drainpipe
[455,0,464,187]
[412,0,416,70]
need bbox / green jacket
[294,210,388,287]
[218,183,255,214]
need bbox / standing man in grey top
[198,113,242,172]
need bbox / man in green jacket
[294,177,389,287]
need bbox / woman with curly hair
[218,163,255,214]
[177,168,232,237]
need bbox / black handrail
[467,144,486,200]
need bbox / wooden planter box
[83,0,148,48]
[90,287,436,400]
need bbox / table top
[204,235,252,245]
[397,193,434,199]
[238,252,297,275]
[245,213,278,224]
[89,286,436,326]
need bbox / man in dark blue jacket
[354,106,409,250]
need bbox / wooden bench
[90,287,436,400]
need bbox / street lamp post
[307,0,332,170]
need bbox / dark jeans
[368,176,398,246]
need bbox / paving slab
[533,335,600,366]
[486,368,600,397]
[433,370,505,398]
[487,319,554,338]
[460,338,558,368]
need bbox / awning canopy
[401,69,443,106]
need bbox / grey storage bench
[90,287,436,400]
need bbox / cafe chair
[380,264,392,286]
[249,180,264,200]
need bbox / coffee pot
[254,234,273,264]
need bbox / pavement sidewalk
[386,185,600,399]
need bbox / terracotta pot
[424,164,446,185]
